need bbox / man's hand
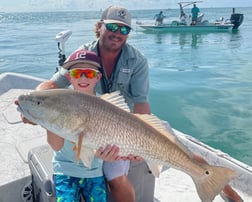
[121,154,143,162]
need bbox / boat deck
[0,72,251,201]
[0,89,48,201]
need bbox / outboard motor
[55,30,72,67]
[230,8,244,30]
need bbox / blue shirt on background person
[191,4,200,25]
[154,11,165,25]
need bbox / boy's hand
[95,144,143,162]
[14,100,37,125]
[95,145,120,161]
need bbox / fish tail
[192,164,237,202]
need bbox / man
[191,4,200,25]
[34,5,155,202]
[154,11,166,25]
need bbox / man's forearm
[133,102,151,114]
[35,80,58,90]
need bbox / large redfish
[17,89,236,202]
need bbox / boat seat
[28,145,55,201]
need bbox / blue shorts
[192,16,198,22]
[53,174,107,202]
[103,160,130,181]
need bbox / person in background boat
[17,5,243,202]
[49,50,107,202]
[191,4,200,25]
[154,11,166,25]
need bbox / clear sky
[1,0,252,12]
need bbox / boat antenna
[179,1,203,8]
[55,30,72,70]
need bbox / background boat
[136,2,244,32]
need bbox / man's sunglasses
[69,68,100,79]
[105,23,131,35]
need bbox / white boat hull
[137,24,234,33]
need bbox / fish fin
[75,133,84,160]
[134,113,178,143]
[75,131,95,168]
[146,162,163,178]
[79,146,96,168]
[135,114,193,157]
[192,164,237,202]
[100,91,130,112]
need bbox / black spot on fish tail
[191,164,237,202]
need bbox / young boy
[51,49,133,202]
[49,50,106,202]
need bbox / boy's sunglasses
[69,68,100,79]
[105,23,131,35]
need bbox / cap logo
[75,51,87,59]
[117,9,126,19]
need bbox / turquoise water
[1,7,252,166]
